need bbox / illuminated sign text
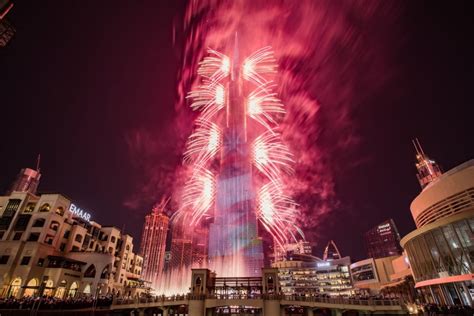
[69,203,91,222]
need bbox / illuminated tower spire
[413,138,442,189]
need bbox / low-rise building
[0,168,146,299]
[401,157,474,306]
[272,241,353,296]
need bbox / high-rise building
[401,158,474,306]
[175,36,301,283]
[139,200,169,289]
[8,167,41,195]
[0,0,15,47]
[364,219,403,259]
[207,37,264,277]
[169,223,193,271]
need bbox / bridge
[111,294,406,315]
[111,268,407,315]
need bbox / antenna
[36,154,41,172]
[232,32,239,81]
[415,138,426,156]
[412,139,419,155]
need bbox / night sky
[1,1,473,261]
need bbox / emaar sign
[69,203,91,222]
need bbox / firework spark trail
[180,167,215,226]
[187,83,225,122]
[253,130,294,183]
[197,49,230,84]
[243,46,277,86]
[257,181,302,249]
[247,82,285,132]
[183,119,221,168]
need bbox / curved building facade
[401,160,474,306]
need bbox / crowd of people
[0,295,113,310]
[1,294,474,315]
[418,303,474,315]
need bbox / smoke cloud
[126,0,400,240]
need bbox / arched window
[194,276,202,294]
[49,221,60,231]
[111,236,116,243]
[24,203,36,213]
[32,218,45,227]
[126,245,130,251]
[9,277,22,298]
[39,204,50,212]
[23,278,38,297]
[84,264,96,278]
[68,282,78,297]
[100,265,109,279]
[43,279,54,296]
[83,284,91,295]
[74,234,83,243]
[267,276,274,293]
[55,207,65,216]
[55,280,67,299]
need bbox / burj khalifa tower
[208,35,264,277]
[175,33,301,281]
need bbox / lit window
[39,204,51,212]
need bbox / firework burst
[256,181,303,249]
[253,130,294,182]
[243,46,277,86]
[184,119,221,168]
[247,82,285,132]
[181,167,215,226]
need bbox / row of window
[0,255,44,266]
[23,203,65,215]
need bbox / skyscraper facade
[139,202,169,289]
[364,219,403,259]
[8,167,41,195]
[207,40,264,277]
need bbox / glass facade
[364,219,403,259]
[273,255,354,296]
[404,218,474,283]
[351,263,377,283]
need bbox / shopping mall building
[401,157,474,306]
[272,241,354,296]
[0,167,146,299]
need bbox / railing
[113,295,189,306]
[281,295,402,306]
[112,293,402,308]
